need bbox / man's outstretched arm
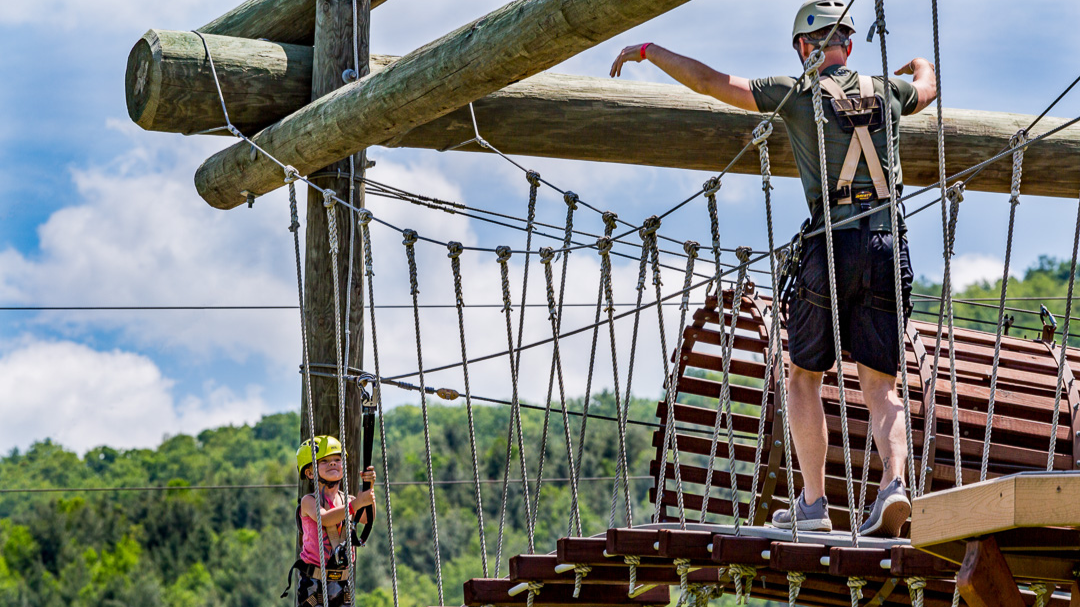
[610,43,759,112]
[894,57,937,114]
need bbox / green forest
[0,256,1074,606]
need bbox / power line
[0,475,654,495]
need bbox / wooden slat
[711,535,772,565]
[889,546,959,577]
[463,579,670,605]
[606,528,659,558]
[829,547,892,579]
[769,541,830,574]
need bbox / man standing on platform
[609,0,937,537]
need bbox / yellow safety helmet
[792,0,856,46]
[296,435,346,475]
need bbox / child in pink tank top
[283,435,375,607]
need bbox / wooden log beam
[197,0,387,45]
[192,0,695,209]
[129,30,1080,202]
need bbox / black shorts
[297,574,353,607]
[787,228,913,375]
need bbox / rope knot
[946,182,965,205]
[602,211,619,235]
[683,240,701,258]
[563,191,579,210]
[572,564,591,598]
[735,246,752,264]
[847,577,868,603]
[357,209,373,226]
[788,571,807,607]
[283,165,300,184]
[322,189,337,209]
[495,245,512,264]
[703,177,722,198]
[751,121,774,147]
[596,237,613,256]
[804,49,826,72]
[1029,582,1051,607]
[640,215,662,238]
[526,170,541,187]
[402,229,418,247]
[446,241,464,259]
[539,247,556,265]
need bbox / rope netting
[186,0,1080,603]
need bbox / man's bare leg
[856,363,908,487]
[787,364,828,504]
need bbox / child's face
[313,454,344,482]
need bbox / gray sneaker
[771,492,832,532]
[858,478,911,538]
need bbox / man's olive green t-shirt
[751,64,919,233]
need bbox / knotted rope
[287,169,330,607]
[537,246,584,536]
[645,215,688,528]
[675,557,693,600]
[447,240,488,576]
[1030,582,1051,607]
[402,229,444,605]
[982,129,1027,482]
[906,576,927,607]
[1049,195,1080,470]
[788,571,807,607]
[572,564,591,598]
[704,177,724,295]
[356,209,400,606]
[598,236,634,529]
[848,576,868,607]
[525,581,544,607]
[494,245,535,565]
[808,48,859,546]
[729,564,758,606]
[323,190,358,600]
[744,120,797,537]
[624,554,641,595]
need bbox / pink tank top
[300,490,354,566]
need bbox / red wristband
[640,43,652,60]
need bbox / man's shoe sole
[771,518,833,533]
[862,496,911,538]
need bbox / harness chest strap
[818,75,891,205]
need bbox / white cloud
[949,253,1012,290]
[0,339,272,454]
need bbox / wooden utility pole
[302,0,370,494]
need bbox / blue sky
[2,0,1080,454]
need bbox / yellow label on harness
[854,190,874,202]
[327,570,344,581]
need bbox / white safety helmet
[792,0,856,46]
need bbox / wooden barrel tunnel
[652,287,1080,531]
[460,288,1080,606]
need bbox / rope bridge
[180,0,1080,605]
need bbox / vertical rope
[848,577,868,607]
[287,169,330,607]
[494,246,535,566]
[446,241,489,576]
[572,213,618,537]
[530,193,580,536]
[705,177,724,292]
[1048,195,1080,470]
[538,246,584,537]
[982,129,1027,482]
[808,50,859,546]
[401,230,444,605]
[356,210,399,607]
[644,216,688,528]
[873,0,917,499]
[907,577,927,607]
[917,0,954,498]
[1029,582,1051,607]
[744,122,797,539]
[322,191,357,601]
[700,247,751,529]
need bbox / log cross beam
[193,0,694,209]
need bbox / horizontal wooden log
[197,0,387,45]
[193,0,694,209]
[130,31,1080,204]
